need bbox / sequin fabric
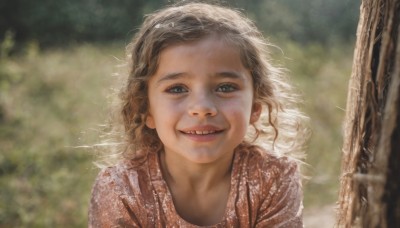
[88,145,303,227]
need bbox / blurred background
[0,0,359,227]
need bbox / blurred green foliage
[0,0,165,46]
[0,0,359,226]
[0,39,124,226]
[236,0,359,44]
[1,0,359,46]
[272,40,353,206]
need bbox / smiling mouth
[182,130,221,135]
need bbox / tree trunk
[337,0,400,227]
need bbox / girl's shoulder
[93,152,154,191]
[236,144,300,180]
[89,153,157,226]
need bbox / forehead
[155,36,247,74]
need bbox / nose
[188,93,217,117]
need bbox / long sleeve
[255,159,303,228]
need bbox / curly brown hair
[112,2,308,162]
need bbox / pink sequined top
[88,145,303,227]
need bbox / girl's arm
[88,168,142,227]
[255,160,303,228]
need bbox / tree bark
[337,0,400,227]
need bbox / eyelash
[216,83,238,93]
[165,84,188,94]
[164,83,238,94]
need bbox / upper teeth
[186,130,216,135]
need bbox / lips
[183,130,218,135]
[180,125,223,136]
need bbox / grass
[0,40,354,226]
[0,42,125,227]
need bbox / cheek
[222,99,253,122]
[150,100,182,126]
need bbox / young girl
[89,2,308,227]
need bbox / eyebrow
[155,71,246,85]
[156,72,185,85]
[216,71,246,80]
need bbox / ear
[250,102,262,124]
[145,114,156,129]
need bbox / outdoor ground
[304,205,336,227]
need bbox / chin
[184,152,225,164]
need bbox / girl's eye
[165,85,188,94]
[216,83,237,92]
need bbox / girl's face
[146,36,261,164]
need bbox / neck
[159,150,234,192]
